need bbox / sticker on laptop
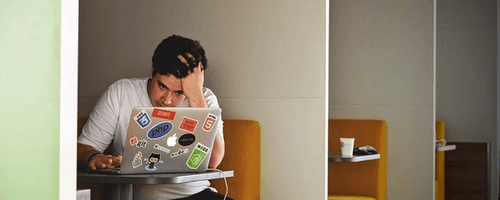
[144,152,163,171]
[167,134,177,147]
[129,136,138,146]
[153,144,171,154]
[179,134,196,146]
[147,122,173,140]
[179,117,198,133]
[186,143,210,169]
[170,148,189,158]
[134,110,151,129]
[136,139,147,148]
[132,151,143,168]
[202,113,217,132]
[152,108,176,120]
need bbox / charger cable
[208,168,228,200]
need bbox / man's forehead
[154,74,183,90]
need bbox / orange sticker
[179,117,198,133]
[152,108,176,120]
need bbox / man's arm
[77,143,121,170]
[208,134,225,169]
[180,61,225,168]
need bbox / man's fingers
[88,161,96,170]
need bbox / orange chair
[328,119,387,200]
[211,119,260,200]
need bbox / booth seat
[77,117,261,200]
[328,119,387,200]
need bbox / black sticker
[179,134,196,146]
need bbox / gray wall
[78,1,327,199]
[329,1,435,199]
[436,0,498,199]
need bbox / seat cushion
[328,195,377,200]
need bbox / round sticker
[147,122,173,139]
[179,134,196,146]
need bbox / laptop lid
[118,107,221,174]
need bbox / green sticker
[186,143,210,169]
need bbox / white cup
[340,138,355,156]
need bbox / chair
[210,119,261,200]
[328,119,387,200]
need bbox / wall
[436,0,498,199]
[78,1,327,199]
[0,0,61,199]
[329,1,435,199]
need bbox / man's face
[148,73,186,107]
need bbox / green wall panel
[0,0,61,199]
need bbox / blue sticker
[147,122,173,139]
[134,110,151,129]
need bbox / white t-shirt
[78,78,224,200]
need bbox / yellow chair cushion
[328,195,377,200]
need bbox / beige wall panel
[330,0,433,105]
[79,0,326,110]
[220,97,326,200]
[330,104,434,200]
[330,0,434,199]
[436,29,496,142]
[438,0,496,29]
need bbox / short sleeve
[77,82,122,152]
[203,88,224,145]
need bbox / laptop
[95,107,221,174]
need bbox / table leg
[108,184,133,200]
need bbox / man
[77,35,231,200]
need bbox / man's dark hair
[152,35,208,78]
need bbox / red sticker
[152,109,176,120]
[130,136,138,146]
[179,117,198,133]
[202,113,217,132]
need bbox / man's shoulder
[202,87,215,96]
[112,78,148,86]
[108,78,148,90]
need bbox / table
[328,152,380,162]
[436,144,456,152]
[78,170,234,200]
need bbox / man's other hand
[181,62,207,107]
[88,154,122,170]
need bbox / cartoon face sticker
[144,152,163,171]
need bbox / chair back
[211,119,261,200]
[328,119,387,199]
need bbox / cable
[208,168,228,200]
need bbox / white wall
[329,1,435,199]
[436,0,498,199]
[79,1,327,199]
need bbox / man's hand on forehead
[180,62,207,108]
[177,53,204,71]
